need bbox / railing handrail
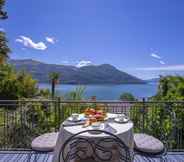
[0,99,184,104]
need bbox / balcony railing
[0,99,183,151]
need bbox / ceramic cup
[71,113,79,121]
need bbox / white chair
[134,133,167,162]
[29,132,58,161]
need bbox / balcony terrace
[0,99,183,162]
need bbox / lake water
[39,83,158,100]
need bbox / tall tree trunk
[51,80,55,99]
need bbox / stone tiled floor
[0,151,183,162]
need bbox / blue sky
[1,0,184,79]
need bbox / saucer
[67,117,81,122]
[89,123,105,134]
[114,117,129,123]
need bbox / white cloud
[46,37,56,44]
[160,61,165,65]
[61,61,70,65]
[76,60,92,68]
[136,65,184,71]
[62,61,69,64]
[0,28,5,32]
[150,53,161,59]
[150,53,166,65]
[15,36,47,50]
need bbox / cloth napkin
[62,119,86,127]
[104,123,117,134]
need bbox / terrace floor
[0,151,183,162]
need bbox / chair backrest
[59,130,132,162]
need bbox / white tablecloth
[52,114,134,162]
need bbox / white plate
[107,113,118,119]
[114,117,129,123]
[67,117,81,122]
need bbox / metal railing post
[58,97,61,130]
[54,98,58,132]
[142,98,146,133]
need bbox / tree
[0,64,39,100]
[49,72,60,98]
[16,70,38,98]
[0,0,10,64]
[65,86,86,100]
[149,76,184,148]
[152,76,184,100]
[120,92,136,101]
[0,32,10,64]
[0,0,8,19]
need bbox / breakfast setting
[53,107,134,162]
[62,107,130,133]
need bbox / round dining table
[52,113,134,162]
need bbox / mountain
[9,59,145,84]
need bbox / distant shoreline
[38,82,147,85]
[38,83,157,100]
